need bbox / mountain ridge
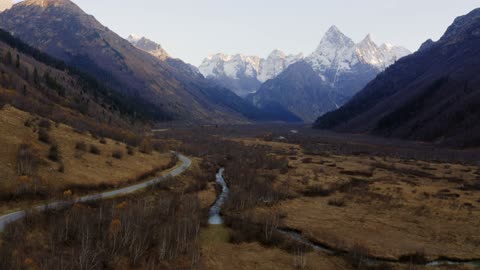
[127,34,170,60]
[198,49,303,97]
[249,26,411,122]
[0,0,297,123]
[314,8,480,147]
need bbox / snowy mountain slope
[249,25,411,122]
[198,50,303,97]
[306,26,411,88]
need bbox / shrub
[38,119,51,130]
[99,137,107,144]
[89,145,101,155]
[346,243,371,269]
[58,162,65,173]
[112,150,123,160]
[301,158,313,164]
[75,141,87,151]
[38,128,51,144]
[328,198,346,207]
[126,146,134,156]
[24,119,34,128]
[139,138,153,154]
[302,185,333,197]
[399,251,428,265]
[48,144,61,162]
[16,144,37,176]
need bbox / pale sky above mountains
[12,0,480,65]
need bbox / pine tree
[15,54,20,69]
[33,67,39,85]
[4,51,12,65]
[24,67,29,81]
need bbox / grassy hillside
[0,105,176,214]
[0,28,169,146]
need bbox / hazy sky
[14,0,480,65]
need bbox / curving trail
[0,153,192,231]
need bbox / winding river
[208,168,480,268]
[208,168,229,225]
[279,229,480,268]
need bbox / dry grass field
[235,138,480,266]
[0,105,174,213]
[1,120,478,270]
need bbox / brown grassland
[0,105,174,214]
[0,122,478,270]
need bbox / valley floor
[0,119,478,270]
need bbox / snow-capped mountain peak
[308,27,411,77]
[267,49,286,59]
[257,49,303,82]
[198,50,303,96]
[316,25,355,52]
[356,34,384,67]
[199,53,261,80]
[358,34,375,46]
[198,26,409,99]
[309,26,357,74]
[378,42,411,67]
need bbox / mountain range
[0,0,476,147]
[199,50,303,97]
[0,0,299,123]
[248,26,411,122]
[315,9,480,147]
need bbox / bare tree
[293,246,308,269]
[16,143,36,176]
[264,209,280,241]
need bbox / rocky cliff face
[127,34,170,60]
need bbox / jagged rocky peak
[308,26,411,73]
[419,39,435,51]
[199,50,302,82]
[127,34,169,60]
[198,50,303,97]
[127,34,141,43]
[267,49,286,59]
[21,0,80,9]
[316,25,355,51]
[358,34,376,47]
[308,25,357,73]
[0,0,12,12]
[265,49,303,63]
[356,34,383,66]
[257,49,303,82]
[441,8,480,43]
